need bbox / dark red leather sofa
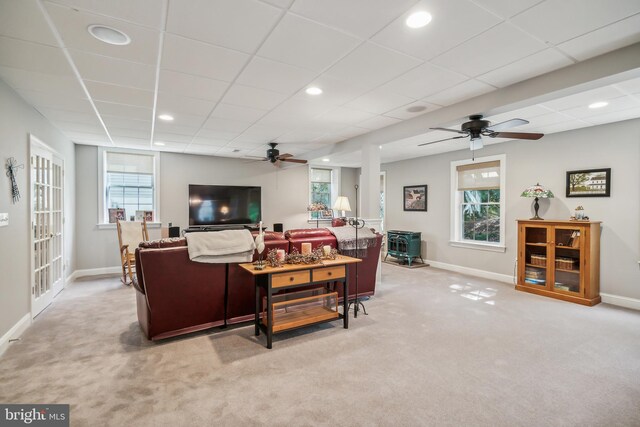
[134,228,381,341]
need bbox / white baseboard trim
[67,266,121,284]
[425,259,514,285]
[601,293,640,311]
[0,313,31,358]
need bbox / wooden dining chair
[117,219,149,285]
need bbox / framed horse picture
[404,185,428,211]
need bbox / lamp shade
[521,183,554,199]
[333,196,351,212]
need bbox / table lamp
[333,196,351,218]
[521,183,554,220]
[307,202,327,228]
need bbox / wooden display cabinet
[516,219,601,306]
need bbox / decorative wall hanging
[5,157,23,203]
[566,168,611,197]
[403,185,428,211]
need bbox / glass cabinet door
[553,226,582,295]
[523,226,549,288]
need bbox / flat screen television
[188,185,261,226]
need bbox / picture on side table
[566,168,611,197]
[404,185,428,211]
[108,208,125,223]
[320,209,334,219]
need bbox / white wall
[0,79,76,340]
[383,118,640,300]
[75,147,358,270]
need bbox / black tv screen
[189,185,261,226]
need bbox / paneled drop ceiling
[0,0,639,164]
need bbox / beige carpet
[1,265,640,426]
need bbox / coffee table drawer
[313,265,345,282]
[272,270,310,288]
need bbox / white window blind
[106,152,154,174]
[457,160,500,191]
[105,152,155,222]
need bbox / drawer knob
[289,277,294,281]
[328,272,332,276]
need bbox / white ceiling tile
[258,98,334,126]
[260,0,294,8]
[64,131,110,144]
[290,0,418,39]
[152,141,188,153]
[191,137,232,147]
[155,117,206,133]
[586,106,640,125]
[109,127,151,140]
[101,117,151,132]
[327,126,370,140]
[211,103,267,123]
[166,0,281,54]
[315,106,377,126]
[111,136,151,148]
[510,0,640,44]
[84,81,154,107]
[357,115,403,130]
[556,13,640,61]
[471,0,545,19]
[236,56,316,95]
[202,117,253,133]
[236,123,289,140]
[95,101,152,121]
[54,120,104,134]
[615,77,640,95]
[289,74,372,106]
[484,105,552,124]
[344,88,415,115]
[0,36,71,75]
[276,129,327,143]
[162,34,249,81]
[384,100,440,119]
[156,93,216,117]
[37,108,100,125]
[17,89,91,113]
[222,84,287,111]
[226,140,265,150]
[560,95,640,120]
[381,62,469,99]
[539,86,626,112]
[325,42,422,88]
[536,120,593,134]
[71,50,156,90]
[46,0,165,29]
[518,111,577,129]
[0,0,58,46]
[422,79,495,106]
[44,3,160,65]
[431,23,547,77]
[197,128,243,140]
[477,49,574,88]
[158,69,229,102]
[257,13,361,72]
[372,0,502,61]
[0,66,84,98]
[186,144,223,155]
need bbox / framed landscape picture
[404,185,428,211]
[566,168,611,197]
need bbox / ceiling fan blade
[279,158,308,164]
[418,135,467,146]
[274,160,281,168]
[277,153,293,159]
[489,131,543,140]
[486,118,529,132]
[429,127,467,134]
[244,155,268,160]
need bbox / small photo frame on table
[403,185,428,211]
[320,209,334,219]
[144,211,154,222]
[566,168,611,197]
[108,208,125,223]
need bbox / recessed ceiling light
[157,114,174,121]
[154,142,165,146]
[306,87,323,95]
[88,24,131,46]
[588,101,608,109]
[407,105,427,113]
[322,158,330,162]
[405,11,432,29]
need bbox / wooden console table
[238,255,361,348]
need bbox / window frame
[308,166,340,223]
[450,154,506,252]
[97,147,160,228]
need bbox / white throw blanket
[185,230,256,263]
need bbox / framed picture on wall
[566,168,611,197]
[404,185,428,211]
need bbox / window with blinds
[105,152,155,222]
[455,160,502,244]
[309,168,332,219]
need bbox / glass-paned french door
[31,140,64,317]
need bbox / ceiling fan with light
[418,115,544,154]
[245,142,308,167]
